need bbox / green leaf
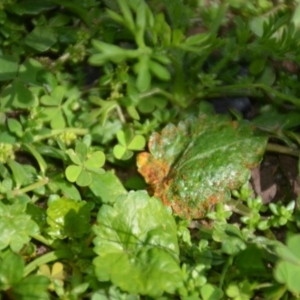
[10,0,55,15]
[0,250,24,290]
[75,142,88,162]
[274,235,300,295]
[25,26,57,52]
[18,59,43,84]
[137,115,267,219]
[128,135,146,150]
[226,281,253,300]
[22,143,48,174]
[113,144,127,159]
[249,58,266,75]
[93,190,183,297]
[0,55,19,81]
[116,130,127,146]
[85,151,105,169]
[7,118,23,137]
[65,165,82,182]
[47,198,92,239]
[200,284,223,300]
[50,111,66,129]
[149,60,171,81]
[11,275,50,300]
[135,56,151,92]
[7,159,28,188]
[0,202,39,251]
[66,149,82,165]
[11,80,36,108]
[49,0,91,26]
[52,179,81,201]
[76,169,92,186]
[89,172,127,204]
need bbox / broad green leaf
[113,144,127,159]
[76,169,92,186]
[49,0,91,25]
[18,58,43,84]
[40,95,61,106]
[25,27,57,52]
[274,235,300,295]
[0,202,39,251]
[85,151,105,169]
[11,275,50,300]
[12,80,36,108]
[46,198,92,239]
[0,250,24,290]
[40,107,58,121]
[93,190,183,297]
[7,118,23,137]
[201,284,223,300]
[0,55,19,81]
[89,172,127,204]
[51,86,65,103]
[10,0,55,15]
[226,281,253,300]
[128,135,146,150]
[65,165,82,182]
[50,111,66,129]
[137,115,267,219]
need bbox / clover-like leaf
[137,114,267,219]
[93,190,183,297]
[85,151,105,169]
[114,129,145,160]
[40,86,68,129]
[46,198,93,239]
[0,202,39,251]
[65,143,106,186]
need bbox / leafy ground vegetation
[2,0,300,299]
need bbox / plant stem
[266,143,300,157]
[23,249,73,277]
[33,128,88,142]
[31,234,53,247]
[0,177,49,200]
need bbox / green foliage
[0,0,300,299]
[274,235,300,296]
[138,115,267,219]
[93,190,183,297]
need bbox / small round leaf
[65,165,82,183]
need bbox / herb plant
[0,0,300,299]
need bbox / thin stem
[266,143,300,157]
[31,234,53,247]
[0,177,49,200]
[33,128,88,142]
[23,249,73,277]
[219,255,233,289]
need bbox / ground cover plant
[1,0,300,299]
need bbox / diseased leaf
[93,190,183,297]
[137,115,267,219]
